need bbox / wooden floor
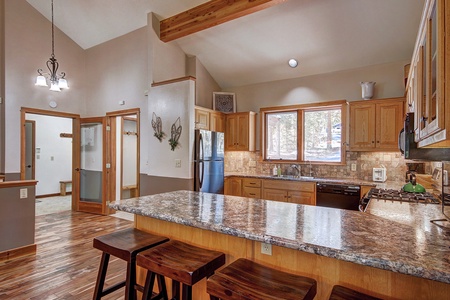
[0,211,133,299]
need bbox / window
[265,111,297,160]
[263,101,346,164]
[304,108,341,162]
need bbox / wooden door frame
[24,120,36,180]
[106,108,140,210]
[20,108,80,206]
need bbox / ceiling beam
[159,0,288,42]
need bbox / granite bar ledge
[109,190,450,284]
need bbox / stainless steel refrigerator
[194,129,225,194]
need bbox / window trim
[261,100,348,165]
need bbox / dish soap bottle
[272,165,277,176]
[277,164,282,177]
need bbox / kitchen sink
[272,175,314,180]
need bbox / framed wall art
[213,92,236,113]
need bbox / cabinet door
[349,104,376,150]
[288,191,315,206]
[376,101,404,150]
[210,112,225,132]
[224,177,242,196]
[225,115,238,150]
[195,109,209,130]
[236,114,249,150]
[262,188,287,202]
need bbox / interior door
[24,120,35,180]
[75,117,106,214]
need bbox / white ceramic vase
[360,81,376,100]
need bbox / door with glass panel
[75,117,106,214]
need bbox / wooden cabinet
[224,177,242,196]
[210,111,225,132]
[406,0,450,147]
[262,179,315,205]
[225,112,256,151]
[242,178,261,198]
[194,106,225,132]
[349,98,404,151]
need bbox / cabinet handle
[377,141,380,143]
[249,193,256,196]
[250,182,256,185]
[372,141,375,143]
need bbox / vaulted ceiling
[26,0,425,88]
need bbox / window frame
[261,100,347,165]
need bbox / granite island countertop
[109,190,450,285]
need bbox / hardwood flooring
[0,211,133,299]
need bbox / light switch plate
[20,188,28,199]
[175,159,181,168]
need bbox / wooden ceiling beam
[159,0,287,42]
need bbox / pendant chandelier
[35,0,69,92]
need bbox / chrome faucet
[308,161,313,177]
[291,164,301,177]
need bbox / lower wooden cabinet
[262,180,316,206]
[224,177,242,196]
[225,177,316,206]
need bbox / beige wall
[194,57,222,108]
[4,0,85,174]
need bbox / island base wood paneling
[135,215,450,300]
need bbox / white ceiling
[26,0,425,89]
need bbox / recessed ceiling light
[288,58,298,68]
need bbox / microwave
[398,113,450,161]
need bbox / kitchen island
[109,190,450,299]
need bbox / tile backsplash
[225,151,420,182]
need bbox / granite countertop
[225,172,404,190]
[109,190,450,284]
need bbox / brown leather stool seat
[328,285,382,300]
[207,258,317,300]
[92,228,169,300]
[137,240,226,300]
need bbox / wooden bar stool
[92,228,169,300]
[328,285,382,300]
[207,258,317,300]
[137,240,226,300]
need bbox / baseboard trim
[0,244,37,262]
[36,193,70,199]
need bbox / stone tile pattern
[109,190,450,284]
[224,151,430,183]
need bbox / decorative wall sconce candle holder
[169,117,182,151]
[151,112,165,142]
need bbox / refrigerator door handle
[199,133,204,161]
[199,161,204,189]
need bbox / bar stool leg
[172,280,181,299]
[181,284,192,300]
[93,252,110,300]
[209,296,219,300]
[142,270,156,300]
[157,275,168,300]
[125,260,137,300]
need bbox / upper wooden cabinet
[225,112,256,151]
[349,98,404,151]
[406,0,450,147]
[194,106,225,132]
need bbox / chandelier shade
[35,0,69,92]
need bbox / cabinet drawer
[263,179,315,192]
[242,187,261,198]
[242,178,261,188]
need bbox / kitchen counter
[109,190,450,299]
[225,172,404,190]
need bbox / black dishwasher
[316,183,361,211]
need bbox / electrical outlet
[20,188,28,199]
[261,243,272,255]
[351,163,357,171]
[175,159,181,168]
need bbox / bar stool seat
[328,285,382,300]
[207,258,317,300]
[137,240,226,300]
[92,228,169,300]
